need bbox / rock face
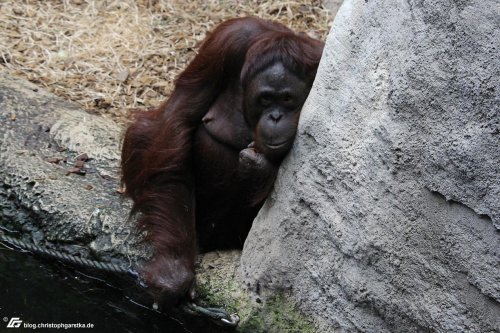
[0,75,145,264]
[242,0,500,332]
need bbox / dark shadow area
[0,248,235,333]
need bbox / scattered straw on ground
[0,0,332,120]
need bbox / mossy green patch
[238,294,317,333]
[195,251,317,333]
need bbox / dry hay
[0,0,332,120]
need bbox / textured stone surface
[242,0,500,332]
[0,74,145,264]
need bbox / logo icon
[6,318,22,328]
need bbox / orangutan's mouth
[265,141,290,149]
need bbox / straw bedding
[0,1,332,120]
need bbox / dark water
[0,249,234,333]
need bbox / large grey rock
[0,74,144,263]
[242,0,500,332]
